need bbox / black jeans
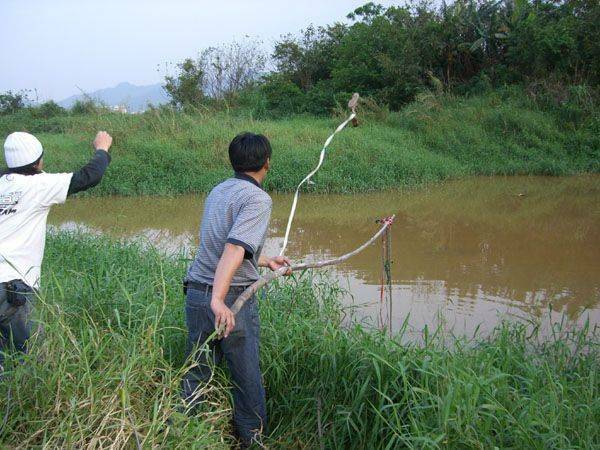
[182,284,266,444]
[0,282,33,367]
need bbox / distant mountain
[58,82,169,112]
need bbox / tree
[0,90,29,115]
[273,24,346,92]
[267,0,599,111]
[200,40,267,100]
[164,58,205,109]
[34,100,65,118]
[71,98,100,115]
[260,74,305,117]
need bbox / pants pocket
[185,289,213,345]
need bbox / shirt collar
[234,172,263,189]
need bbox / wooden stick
[229,215,395,316]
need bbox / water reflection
[49,176,600,336]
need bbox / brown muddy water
[49,176,600,338]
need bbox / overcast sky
[0,0,402,102]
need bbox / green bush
[260,75,306,117]
[71,98,101,115]
[232,85,269,119]
[30,100,66,119]
[0,90,29,115]
[303,80,347,115]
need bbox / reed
[0,233,597,448]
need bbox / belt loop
[204,284,209,297]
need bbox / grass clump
[0,89,597,196]
[0,234,230,448]
[0,233,597,448]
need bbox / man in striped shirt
[183,132,290,447]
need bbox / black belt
[186,280,250,294]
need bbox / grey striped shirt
[187,173,272,286]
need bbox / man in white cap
[0,130,112,370]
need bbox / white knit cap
[4,132,44,168]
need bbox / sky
[0,0,402,102]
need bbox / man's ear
[264,158,270,171]
[34,158,44,172]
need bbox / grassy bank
[0,233,598,448]
[1,89,598,196]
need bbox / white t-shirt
[0,172,73,288]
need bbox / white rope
[279,104,357,256]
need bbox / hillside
[1,89,598,196]
[58,82,169,112]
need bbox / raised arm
[67,131,112,196]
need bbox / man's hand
[264,256,292,275]
[211,299,235,338]
[93,131,113,152]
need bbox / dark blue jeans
[182,284,266,444]
[0,283,33,368]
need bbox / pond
[49,175,600,339]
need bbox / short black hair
[1,153,43,176]
[228,132,272,173]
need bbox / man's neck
[243,171,265,185]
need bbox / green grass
[1,89,598,196]
[0,233,597,448]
